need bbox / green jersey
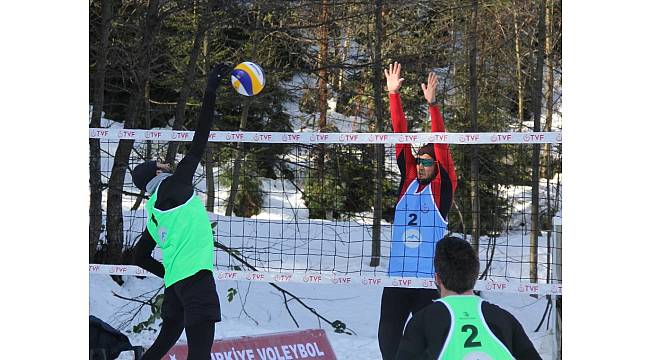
[437,295,515,360]
[145,186,214,287]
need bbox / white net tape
[89,264,561,295]
[89,128,561,144]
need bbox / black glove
[206,63,233,93]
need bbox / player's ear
[434,272,440,287]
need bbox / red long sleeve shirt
[389,93,458,220]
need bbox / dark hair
[417,143,436,160]
[434,236,479,293]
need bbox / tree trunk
[468,0,480,251]
[315,0,329,219]
[542,0,555,178]
[225,98,251,216]
[203,11,216,213]
[529,0,547,283]
[165,3,210,164]
[514,9,525,131]
[317,0,329,131]
[337,26,350,92]
[512,8,527,193]
[106,98,138,264]
[370,0,384,267]
[90,0,112,262]
[105,0,162,264]
[130,81,153,212]
[544,0,555,283]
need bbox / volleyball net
[89,127,562,296]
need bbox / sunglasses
[416,158,435,167]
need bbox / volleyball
[231,62,265,96]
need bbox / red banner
[165,329,336,360]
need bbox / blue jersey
[389,179,448,277]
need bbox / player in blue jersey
[378,62,458,360]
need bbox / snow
[91,273,555,360]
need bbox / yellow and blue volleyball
[231,62,265,96]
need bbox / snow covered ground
[90,269,556,360]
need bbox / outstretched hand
[421,72,438,104]
[206,63,233,92]
[384,62,404,94]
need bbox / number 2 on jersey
[461,324,482,348]
[407,213,418,226]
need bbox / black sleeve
[508,312,542,360]
[132,229,165,278]
[396,303,451,360]
[154,87,218,210]
[483,303,542,360]
[396,310,428,360]
[173,88,217,185]
[437,165,454,220]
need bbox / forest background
[88,0,562,285]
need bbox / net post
[552,214,562,359]
[370,143,384,267]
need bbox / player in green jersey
[133,63,231,360]
[396,236,542,360]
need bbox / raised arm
[174,64,232,184]
[429,104,457,193]
[385,62,417,192]
[421,72,457,219]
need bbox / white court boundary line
[89,128,561,144]
[89,264,562,296]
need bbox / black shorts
[161,270,221,327]
[380,287,440,318]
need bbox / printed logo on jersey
[158,226,169,246]
[402,228,421,248]
[460,312,477,320]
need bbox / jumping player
[378,62,458,360]
[132,63,231,360]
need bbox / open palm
[421,72,438,104]
[384,62,404,93]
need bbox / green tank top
[145,186,214,287]
[437,295,515,360]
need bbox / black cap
[417,143,436,160]
[132,160,158,191]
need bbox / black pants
[378,287,439,360]
[142,270,221,360]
